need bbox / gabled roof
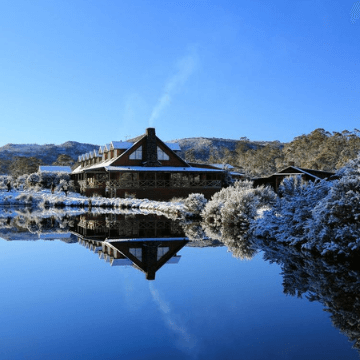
[93,149,101,158]
[39,166,72,173]
[211,163,235,170]
[127,134,144,143]
[74,128,191,172]
[278,166,334,180]
[110,141,133,150]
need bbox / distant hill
[2,128,359,178]
[0,141,98,177]
[168,137,283,163]
[0,137,281,177]
[0,141,98,163]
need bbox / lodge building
[72,128,230,200]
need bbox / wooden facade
[72,128,227,200]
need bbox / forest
[183,128,360,177]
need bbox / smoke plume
[149,49,198,126]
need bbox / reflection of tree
[258,238,360,353]
[200,218,257,260]
[199,181,275,260]
[0,212,73,235]
[204,212,360,352]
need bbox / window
[129,146,142,160]
[157,247,169,260]
[129,248,142,261]
[157,147,169,160]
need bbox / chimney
[144,128,161,167]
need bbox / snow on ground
[0,189,186,218]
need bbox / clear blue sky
[1,0,360,146]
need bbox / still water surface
[0,211,358,359]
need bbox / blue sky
[1,0,359,146]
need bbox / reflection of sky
[0,240,357,360]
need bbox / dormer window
[157,147,169,161]
[129,146,143,160]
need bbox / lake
[0,210,358,359]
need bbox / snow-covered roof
[276,167,322,180]
[111,259,133,266]
[77,138,181,167]
[166,256,181,264]
[106,237,187,242]
[110,141,133,150]
[72,163,224,174]
[211,163,235,170]
[39,166,72,173]
[104,166,224,173]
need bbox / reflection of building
[71,128,227,200]
[72,213,188,280]
[100,238,188,280]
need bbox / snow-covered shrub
[0,175,13,190]
[203,180,276,232]
[39,172,59,188]
[305,158,360,255]
[201,186,229,237]
[26,173,41,187]
[16,193,34,205]
[14,174,28,190]
[181,221,207,241]
[183,193,207,216]
[170,197,185,204]
[253,176,330,246]
[201,180,276,257]
[25,171,71,189]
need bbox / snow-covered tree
[25,171,72,190]
[201,180,276,258]
[26,173,41,187]
[305,155,360,256]
[0,175,14,190]
[253,176,331,247]
[183,193,207,216]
